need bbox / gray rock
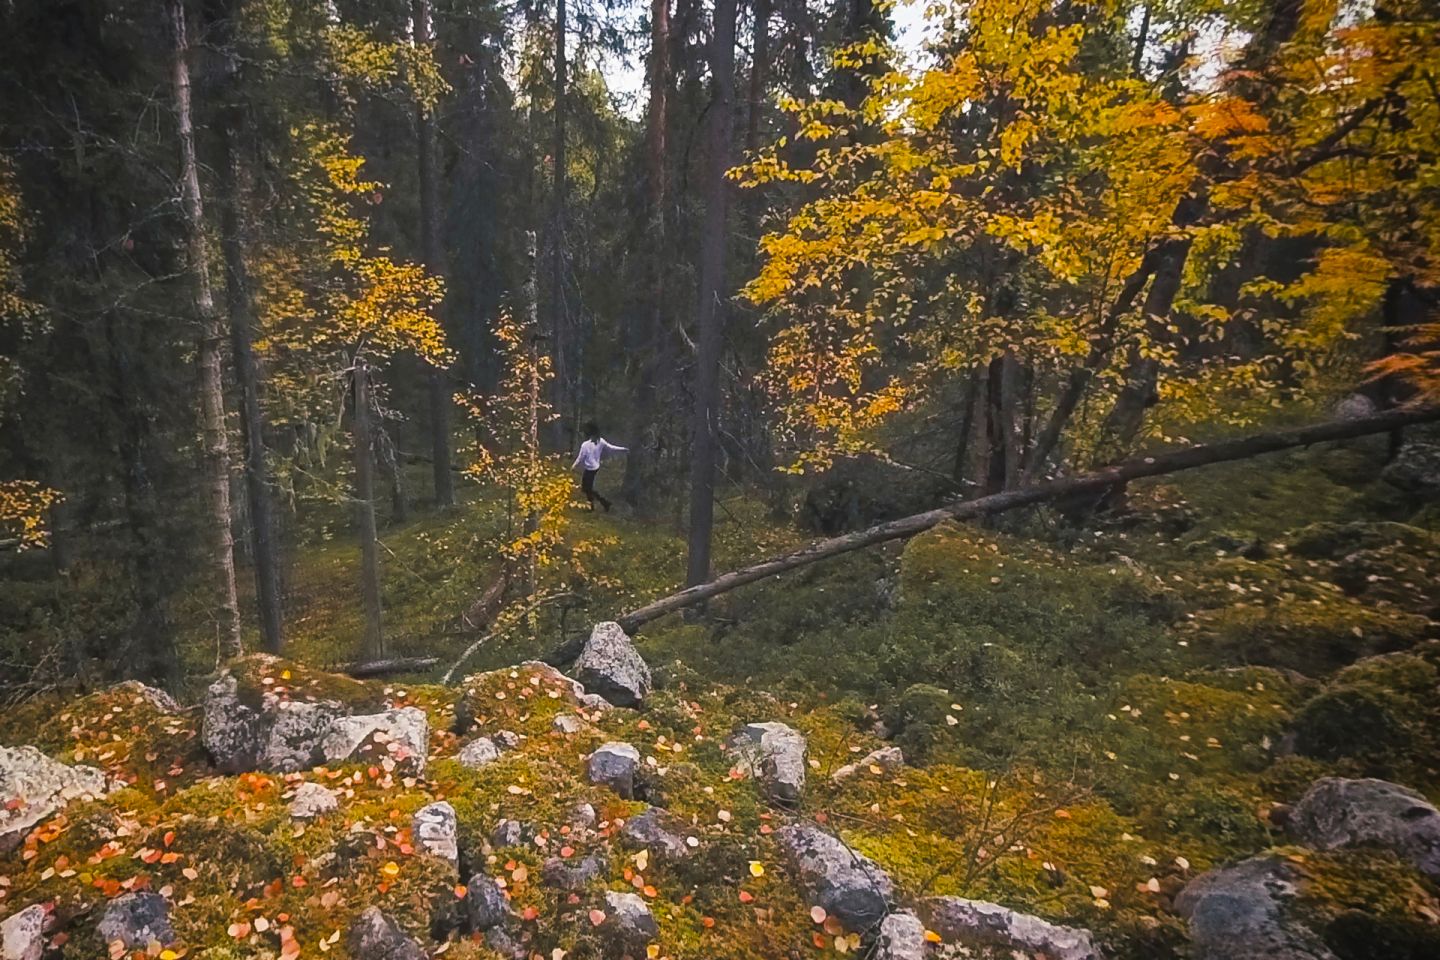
[288,782,340,820]
[1333,393,1378,421]
[457,736,503,768]
[0,745,110,852]
[111,680,182,714]
[732,722,807,803]
[1,904,45,960]
[552,713,587,735]
[876,911,926,960]
[493,730,522,750]
[602,891,658,948]
[1175,856,1337,960]
[263,698,345,772]
[414,801,459,866]
[483,926,527,960]
[320,706,429,774]
[579,693,614,713]
[347,906,426,960]
[467,874,510,931]
[201,675,265,773]
[516,660,588,700]
[920,897,1103,960]
[568,802,597,829]
[619,807,693,860]
[1289,777,1440,880]
[490,818,529,848]
[832,746,905,783]
[573,622,652,708]
[541,854,606,890]
[97,892,174,950]
[587,741,641,799]
[1383,441,1440,498]
[775,823,894,930]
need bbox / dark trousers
[581,469,610,510]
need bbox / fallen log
[342,656,440,678]
[602,407,1437,638]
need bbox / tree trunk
[413,0,456,509]
[523,231,541,598]
[745,0,770,155]
[622,0,673,509]
[684,0,738,588]
[548,0,570,451]
[353,356,385,659]
[601,406,1440,635]
[216,46,284,654]
[170,0,242,660]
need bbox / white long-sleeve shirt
[571,438,626,471]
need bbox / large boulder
[587,741,641,799]
[0,905,45,960]
[0,745,110,852]
[1382,440,1440,499]
[731,722,807,803]
[572,622,652,708]
[542,853,607,891]
[775,823,894,930]
[202,674,344,774]
[347,907,426,960]
[97,892,174,951]
[919,897,1103,960]
[467,875,510,931]
[1289,778,1440,880]
[414,801,459,866]
[601,891,658,950]
[320,707,429,774]
[1174,855,1337,960]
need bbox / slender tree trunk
[1131,3,1151,76]
[353,356,385,659]
[170,0,241,660]
[745,0,770,154]
[217,94,284,653]
[951,369,980,485]
[684,0,738,588]
[622,0,673,509]
[523,231,540,598]
[413,0,456,509]
[548,0,569,451]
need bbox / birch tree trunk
[170,0,242,660]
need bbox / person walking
[571,421,627,511]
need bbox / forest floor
[2,428,1438,959]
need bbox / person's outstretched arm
[600,438,628,456]
[570,448,584,471]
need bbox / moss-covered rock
[1293,683,1413,766]
[1186,597,1429,675]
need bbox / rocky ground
[2,430,1439,959]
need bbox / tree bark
[603,406,1440,635]
[684,0,739,587]
[170,0,242,660]
[745,0,770,154]
[548,0,570,451]
[353,356,385,659]
[215,15,284,654]
[413,0,456,509]
[621,0,673,510]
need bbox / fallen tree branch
[342,656,440,678]
[605,407,1438,636]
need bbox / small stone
[832,746,904,783]
[602,891,658,948]
[552,714,587,735]
[1,904,45,960]
[493,730,522,750]
[573,622,652,708]
[619,807,692,860]
[731,721,807,803]
[776,823,893,929]
[876,911,926,960]
[321,706,429,775]
[467,875,510,931]
[347,906,425,960]
[587,741,641,799]
[457,736,502,768]
[414,801,459,866]
[568,802,597,828]
[490,818,528,848]
[541,854,606,890]
[97,892,174,950]
[288,782,340,820]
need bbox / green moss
[1293,683,1412,766]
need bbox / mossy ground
[2,436,1438,958]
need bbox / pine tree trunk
[353,356,385,660]
[745,0,770,154]
[218,90,284,654]
[548,0,570,451]
[684,0,738,588]
[170,0,242,660]
[622,0,672,509]
[413,0,456,509]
